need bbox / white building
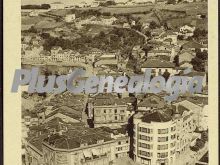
[133,105,197,165]
[65,14,76,23]
[180,25,195,34]
[100,126,130,158]
[133,110,177,165]
[29,10,39,17]
[141,59,178,76]
[132,0,156,4]
[50,2,65,10]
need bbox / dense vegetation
[21,4,50,9]
[41,28,144,56]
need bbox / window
[158,129,169,134]
[140,135,153,141]
[138,150,152,157]
[171,134,176,140]
[157,152,168,158]
[115,109,117,113]
[118,141,121,145]
[103,110,106,113]
[170,142,175,148]
[139,143,153,149]
[115,116,118,120]
[170,149,175,155]
[118,147,122,151]
[157,144,168,150]
[158,137,168,142]
[139,127,153,134]
[171,126,176,132]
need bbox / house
[132,45,146,59]
[151,28,164,40]
[78,1,90,8]
[173,98,207,129]
[179,62,193,69]
[39,50,51,61]
[142,22,150,29]
[178,50,195,64]
[123,23,131,28]
[42,127,116,165]
[182,41,208,52]
[148,44,176,61]
[44,106,82,124]
[25,134,47,165]
[115,0,128,5]
[184,0,194,2]
[156,0,167,4]
[22,110,39,127]
[160,31,178,45]
[132,0,156,4]
[100,126,130,158]
[29,10,39,17]
[50,2,65,10]
[131,20,136,26]
[91,1,100,7]
[141,59,177,76]
[180,25,195,33]
[23,45,44,61]
[137,94,165,112]
[88,94,134,128]
[26,126,116,165]
[101,16,117,25]
[65,14,76,23]
[147,49,172,61]
[178,70,207,87]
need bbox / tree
[99,1,116,7]
[177,35,184,40]
[41,33,50,39]
[28,26,37,33]
[196,139,205,149]
[102,12,111,16]
[196,49,208,61]
[201,15,206,19]
[191,49,208,72]
[173,55,179,67]
[162,70,171,81]
[193,28,208,39]
[41,4,50,9]
[167,0,176,4]
[99,31,106,38]
[190,145,199,152]
[149,21,158,29]
[191,57,205,72]
[145,31,151,38]
[201,131,208,142]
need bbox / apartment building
[133,109,177,165]
[133,105,196,165]
[100,126,130,158]
[26,125,117,165]
[88,94,134,128]
[42,127,116,165]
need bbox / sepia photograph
[4,0,217,164]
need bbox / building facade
[133,111,177,165]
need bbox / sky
[22,0,95,5]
